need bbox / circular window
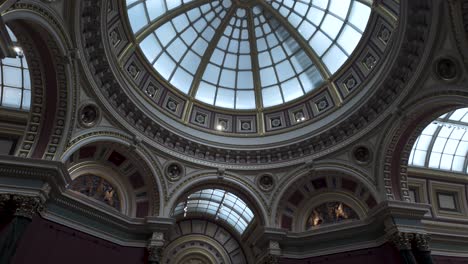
[126,0,372,110]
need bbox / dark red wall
[433,255,468,264]
[11,216,146,264]
[279,243,402,264]
[279,244,468,264]
[8,216,468,264]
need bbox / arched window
[0,26,31,110]
[173,188,254,234]
[409,108,468,173]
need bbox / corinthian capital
[0,193,11,208]
[12,195,44,219]
[264,254,279,264]
[414,233,431,251]
[390,232,414,250]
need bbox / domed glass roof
[126,0,372,109]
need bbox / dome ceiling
[80,0,403,163]
[126,0,372,110]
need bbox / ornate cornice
[0,156,69,195]
[0,156,174,246]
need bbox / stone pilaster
[0,194,45,264]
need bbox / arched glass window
[409,108,468,173]
[0,26,31,110]
[173,188,254,234]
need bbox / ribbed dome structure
[126,0,372,109]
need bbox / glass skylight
[173,188,254,234]
[126,0,372,109]
[409,108,468,173]
[0,26,31,110]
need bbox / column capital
[414,233,431,252]
[0,194,45,219]
[389,231,414,250]
[0,193,11,206]
[12,195,45,219]
[264,254,280,264]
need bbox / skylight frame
[0,26,31,111]
[126,0,373,110]
[173,188,254,234]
